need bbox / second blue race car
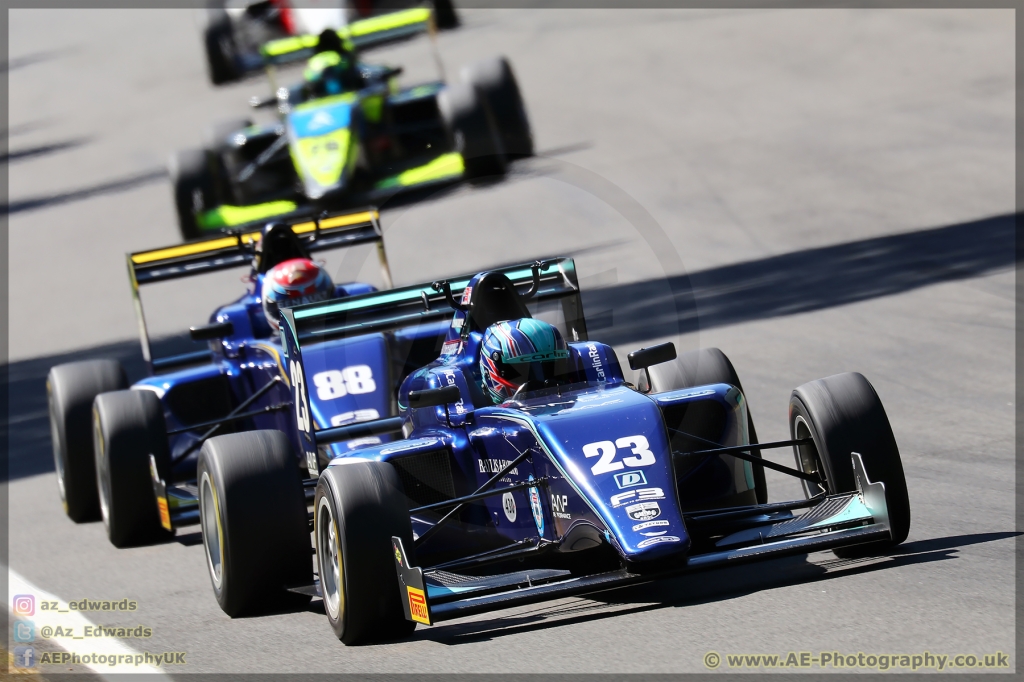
[46,209,447,547]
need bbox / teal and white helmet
[479,319,570,403]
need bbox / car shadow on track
[412,532,1019,645]
[3,167,167,215]
[583,212,1017,346]
[5,334,207,482]
[1,137,89,164]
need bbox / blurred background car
[171,20,532,241]
[202,0,458,85]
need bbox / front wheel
[316,461,416,645]
[646,347,767,504]
[789,372,911,557]
[197,431,312,617]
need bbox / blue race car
[46,209,447,547]
[195,257,911,642]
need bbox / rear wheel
[438,82,506,179]
[461,56,532,159]
[790,372,910,557]
[198,431,312,617]
[47,360,128,522]
[316,460,416,645]
[92,390,172,547]
[169,149,218,241]
[204,9,240,85]
[432,0,459,29]
[645,347,767,504]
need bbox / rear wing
[260,7,433,67]
[283,257,587,347]
[279,257,589,474]
[128,208,391,369]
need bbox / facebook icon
[13,646,35,668]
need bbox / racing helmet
[479,319,570,403]
[304,48,358,96]
[261,258,335,332]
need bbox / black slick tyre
[315,460,416,645]
[197,431,312,617]
[169,149,217,242]
[646,347,767,504]
[92,390,172,547]
[438,82,506,179]
[461,56,532,159]
[789,372,910,557]
[432,0,459,29]
[204,9,240,85]
[47,360,128,522]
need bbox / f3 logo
[611,487,665,508]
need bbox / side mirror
[408,385,461,409]
[628,342,676,394]
[249,96,276,109]
[190,321,234,341]
[627,342,676,371]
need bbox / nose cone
[287,97,356,199]
[514,385,692,563]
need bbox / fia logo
[528,476,544,536]
[614,470,647,489]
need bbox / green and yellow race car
[171,14,531,241]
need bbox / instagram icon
[12,595,34,616]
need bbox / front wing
[391,452,890,626]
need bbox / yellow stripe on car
[196,201,301,230]
[263,8,429,58]
[131,209,378,265]
[348,7,430,37]
[375,152,464,190]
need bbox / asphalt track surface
[5,7,1016,675]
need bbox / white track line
[7,567,174,678]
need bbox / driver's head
[304,50,349,96]
[261,258,335,332]
[479,319,570,403]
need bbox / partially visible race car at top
[171,17,532,241]
[193,257,911,643]
[46,209,448,548]
[202,1,458,85]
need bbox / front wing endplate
[392,536,431,625]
